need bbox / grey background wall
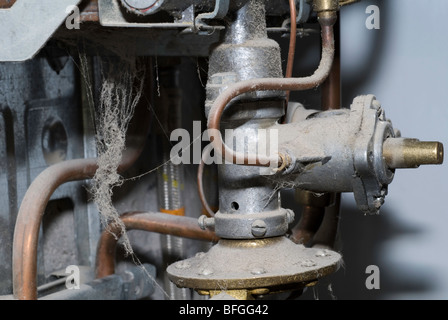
[305,0,448,300]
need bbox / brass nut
[312,0,340,13]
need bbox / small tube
[95,211,218,279]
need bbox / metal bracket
[98,0,226,33]
[0,0,82,62]
[194,0,229,31]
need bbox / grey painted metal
[0,0,82,62]
[41,264,156,300]
[210,208,294,239]
[206,0,284,102]
[203,0,287,239]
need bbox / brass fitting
[312,0,339,24]
[312,0,340,13]
[339,0,361,7]
[312,0,360,17]
[383,138,444,169]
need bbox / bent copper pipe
[291,17,341,249]
[312,16,341,250]
[95,211,219,278]
[12,58,154,300]
[207,13,337,168]
[290,206,325,245]
[12,152,145,300]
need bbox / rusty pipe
[95,211,218,278]
[207,13,337,168]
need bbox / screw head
[251,219,267,237]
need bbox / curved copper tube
[206,14,337,168]
[95,211,219,278]
[12,58,154,300]
[12,151,146,300]
[291,16,341,249]
[313,16,341,250]
[197,157,215,218]
[290,205,325,245]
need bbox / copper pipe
[197,156,215,218]
[207,13,337,168]
[290,206,325,245]
[13,158,98,300]
[313,16,341,250]
[95,211,218,278]
[79,0,100,23]
[0,0,16,9]
[12,58,153,300]
[312,193,341,249]
[12,152,145,300]
[290,16,341,249]
[321,15,341,110]
[285,0,297,105]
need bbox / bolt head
[251,219,267,237]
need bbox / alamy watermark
[65,265,80,290]
[365,5,380,30]
[65,5,80,30]
[365,264,380,290]
[169,121,279,173]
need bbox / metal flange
[167,236,342,292]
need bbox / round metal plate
[167,237,342,290]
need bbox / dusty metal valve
[274,94,444,214]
